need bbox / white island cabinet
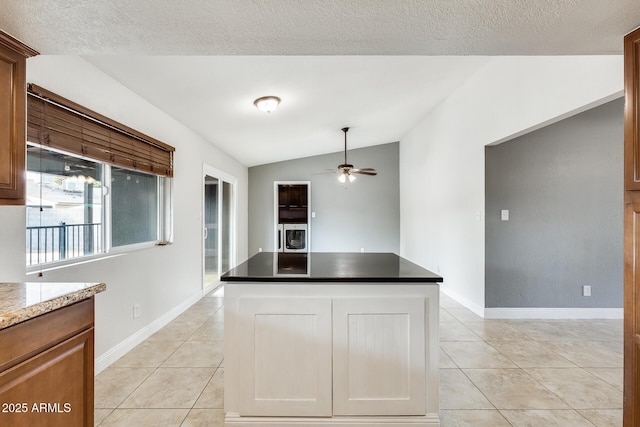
[223,253,442,427]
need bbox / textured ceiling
[1,0,638,55]
[1,1,639,166]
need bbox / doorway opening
[203,165,237,292]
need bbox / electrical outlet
[133,304,141,319]
[582,285,591,297]
[258,247,262,252]
[360,247,365,253]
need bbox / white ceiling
[1,0,639,166]
[82,55,488,165]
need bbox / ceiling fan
[335,127,377,183]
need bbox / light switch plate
[501,210,509,221]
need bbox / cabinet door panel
[333,298,426,416]
[625,26,640,426]
[236,297,332,416]
[625,192,640,425]
[626,29,640,191]
[0,328,94,427]
[0,43,26,204]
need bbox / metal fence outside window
[26,222,102,266]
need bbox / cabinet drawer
[0,298,94,371]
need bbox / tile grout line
[96,299,222,425]
[453,316,612,423]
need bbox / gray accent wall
[485,98,623,308]
[249,142,399,256]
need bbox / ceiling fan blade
[312,170,339,175]
[351,169,377,176]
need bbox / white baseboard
[484,307,623,320]
[224,413,440,426]
[440,286,623,320]
[95,291,203,374]
[440,286,485,318]
[202,281,223,297]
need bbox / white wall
[399,56,623,314]
[0,56,248,367]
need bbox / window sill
[108,240,160,255]
[26,253,126,276]
[26,240,166,275]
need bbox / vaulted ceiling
[1,0,638,165]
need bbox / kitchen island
[222,252,442,427]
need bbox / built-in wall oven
[283,224,308,252]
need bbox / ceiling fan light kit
[335,127,377,184]
[253,96,281,113]
[338,172,356,183]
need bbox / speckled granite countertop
[0,282,106,330]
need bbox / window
[111,167,159,247]
[25,84,175,268]
[26,145,171,267]
[26,146,104,265]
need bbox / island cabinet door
[332,298,427,416]
[235,297,333,416]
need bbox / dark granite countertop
[221,252,442,283]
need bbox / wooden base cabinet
[0,298,95,427]
[224,283,440,427]
[625,26,640,426]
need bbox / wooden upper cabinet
[625,29,640,191]
[0,31,37,205]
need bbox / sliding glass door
[221,181,233,274]
[203,165,236,291]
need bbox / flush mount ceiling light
[253,96,281,113]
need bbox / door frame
[202,163,238,293]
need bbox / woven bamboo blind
[27,84,174,177]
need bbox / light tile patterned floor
[94,289,623,426]
[95,287,225,426]
[438,294,623,427]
